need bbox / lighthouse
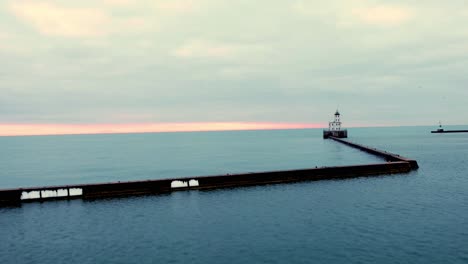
[330,110,341,131]
[323,110,348,139]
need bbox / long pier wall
[431,130,468,133]
[330,137,419,169]
[1,162,412,206]
[0,137,419,207]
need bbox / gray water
[1,127,468,263]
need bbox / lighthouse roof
[335,110,340,116]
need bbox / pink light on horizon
[0,122,325,137]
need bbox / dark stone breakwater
[431,130,468,133]
[330,137,419,169]
[0,137,418,206]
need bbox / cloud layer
[10,2,112,37]
[1,0,468,133]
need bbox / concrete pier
[0,138,419,207]
[330,137,419,169]
[431,130,468,133]
[1,162,413,206]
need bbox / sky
[1,0,468,136]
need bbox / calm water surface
[1,127,468,263]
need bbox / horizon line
[0,122,457,137]
[0,122,323,137]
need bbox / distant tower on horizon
[323,110,348,139]
[329,110,342,131]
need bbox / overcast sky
[1,0,467,134]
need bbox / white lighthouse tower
[323,110,348,139]
[329,110,342,131]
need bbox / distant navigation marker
[436,121,444,132]
[431,121,468,133]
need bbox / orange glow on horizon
[0,122,325,137]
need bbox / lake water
[1,127,468,263]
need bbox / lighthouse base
[323,130,348,139]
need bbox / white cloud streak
[8,1,156,38]
[153,0,196,13]
[351,6,413,26]
[292,1,413,27]
[10,2,111,37]
[172,39,272,59]
[172,40,238,58]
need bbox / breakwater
[0,137,419,206]
[431,130,468,133]
[330,137,419,169]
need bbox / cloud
[8,1,154,38]
[2,1,468,127]
[0,32,11,50]
[103,0,200,12]
[0,29,33,54]
[172,39,272,59]
[218,66,264,79]
[0,32,10,40]
[153,0,196,13]
[103,0,136,6]
[292,1,413,27]
[172,39,237,58]
[292,1,341,17]
[9,1,111,37]
[351,6,413,26]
